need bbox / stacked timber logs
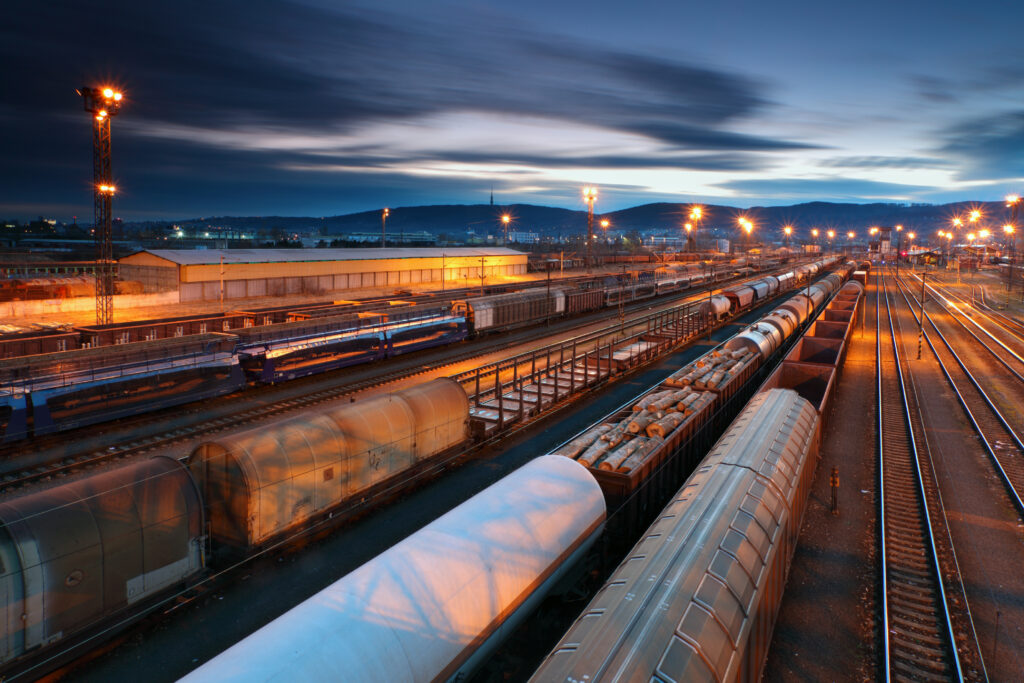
[552,386,714,475]
[663,348,756,391]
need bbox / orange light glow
[847,231,855,239]
[811,228,819,237]
[103,88,114,98]
[908,232,915,240]
[979,229,990,239]
[827,230,835,239]
[690,206,702,220]
[600,219,610,229]
[113,92,123,101]
[502,214,510,224]
[684,222,692,232]
[783,225,793,235]
[1007,194,1021,206]
[969,210,981,222]
[952,217,963,228]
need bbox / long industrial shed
[117,247,528,302]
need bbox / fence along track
[878,274,964,682]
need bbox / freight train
[0,261,828,442]
[0,262,848,675]
[177,265,861,682]
[532,278,864,683]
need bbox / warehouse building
[118,248,528,302]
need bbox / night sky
[4,0,1024,221]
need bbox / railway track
[0,282,720,492]
[917,274,1024,368]
[892,274,1024,516]
[877,275,969,681]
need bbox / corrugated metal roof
[122,248,525,266]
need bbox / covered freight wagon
[453,288,566,332]
[181,455,606,683]
[187,378,469,550]
[0,457,204,665]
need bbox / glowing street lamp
[827,230,835,251]
[583,186,597,272]
[687,205,703,252]
[381,207,389,248]
[783,225,793,248]
[501,213,511,244]
[1004,223,1017,293]
[738,217,754,252]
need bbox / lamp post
[599,218,610,261]
[811,228,820,253]
[79,85,124,325]
[501,214,510,245]
[847,231,855,256]
[827,230,835,254]
[688,205,703,252]
[583,186,597,273]
[894,225,903,277]
[738,217,754,253]
[979,228,990,269]
[1004,223,1016,294]
[784,225,793,250]
[381,208,389,248]
[1007,195,1021,296]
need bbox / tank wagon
[699,270,802,322]
[0,456,204,666]
[530,273,865,682]
[180,455,606,683]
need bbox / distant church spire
[490,185,494,206]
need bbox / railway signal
[78,86,124,325]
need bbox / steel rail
[878,274,964,682]
[893,274,1024,515]
[913,275,1024,370]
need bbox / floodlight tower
[79,86,124,325]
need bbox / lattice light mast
[79,86,123,324]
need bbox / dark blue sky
[4,0,1024,221]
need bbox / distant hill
[137,200,1012,240]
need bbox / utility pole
[917,271,926,360]
[381,208,389,248]
[79,86,123,325]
